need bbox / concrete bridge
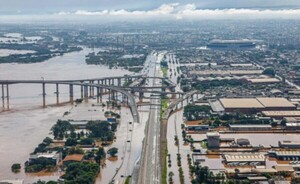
[0,79,140,123]
[0,75,177,123]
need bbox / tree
[107,147,118,157]
[68,146,84,155]
[62,162,100,184]
[11,163,21,173]
[262,67,276,76]
[80,138,94,145]
[95,147,106,164]
[51,120,74,140]
[65,138,77,146]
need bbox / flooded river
[0,47,132,183]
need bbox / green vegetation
[191,164,226,184]
[201,141,208,149]
[86,120,116,141]
[104,111,121,118]
[190,79,245,92]
[184,105,212,121]
[160,97,169,117]
[68,146,84,155]
[25,157,56,173]
[51,120,74,140]
[11,163,21,173]
[125,176,131,184]
[62,162,100,184]
[33,137,53,154]
[107,147,118,157]
[0,43,81,64]
[160,60,168,77]
[161,67,168,78]
[86,51,147,72]
[33,180,58,184]
[262,67,276,76]
[168,171,174,184]
[95,147,106,164]
[161,140,168,184]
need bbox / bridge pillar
[91,82,95,97]
[96,87,100,103]
[56,83,59,105]
[69,84,74,104]
[122,94,125,104]
[42,83,46,108]
[84,85,89,102]
[118,78,121,86]
[104,80,108,93]
[1,84,4,109]
[112,79,115,86]
[89,81,92,97]
[100,88,103,102]
[6,84,9,110]
[139,92,143,101]
[108,89,111,101]
[80,85,83,99]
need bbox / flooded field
[0,47,134,183]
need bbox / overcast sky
[0,1,300,23]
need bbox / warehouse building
[229,124,272,131]
[207,132,220,148]
[262,111,300,119]
[279,141,300,149]
[256,97,296,111]
[219,98,296,113]
[219,98,265,113]
[223,153,266,165]
[269,151,300,161]
[186,125,209,132]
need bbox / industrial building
[207,39,256,50]
[219,98,264,113]
[283,117,300,130]
[269,151,300,161]
[236,138,250,146]
[207,132,220,148]
[223,153,266,165]
[229,124,272,131]
[247,78,280,84]
[279,141,300,149]
[262,111,300,119]
[256,97,296,111]
[186,125,209,131]
[219,97,296,113]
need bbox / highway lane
[136,51,164,184]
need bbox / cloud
[1,3,300,23]
[55,3,300,19]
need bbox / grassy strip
[161,67,168,78]
[160,97,170,184]
[125,176,131,184]
[161,138,168,184]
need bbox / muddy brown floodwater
[0,47,133,183]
